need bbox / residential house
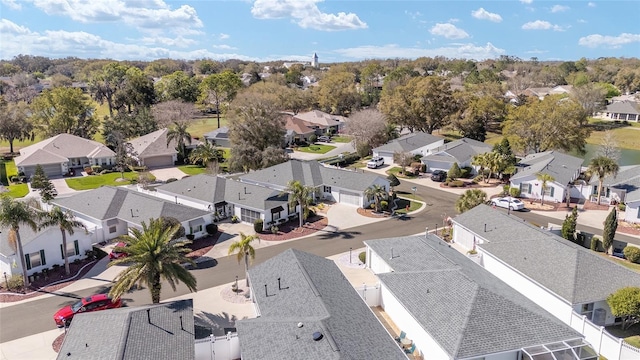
[0,225,92,280]
[293,110,347,134]
[50,186,212,244]
[127,128,178,168]
[203,127,231,148]
[589,165,640,222]
[601,101,640,122]
[236,248,407,360]
[283,114,320,145]
[153,174,291,231]
[451,205,640,360]
[240,160,389,208]
[550,85,574,95]
[522,87,552,100]
[364,234,593,360]
[57,300,195,360]
[510,151,583,203]
[420,137,492,174]
[372,132,444,165]
[14,134,116,177]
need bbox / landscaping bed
[186,232,222,260]
[257,216,328,241]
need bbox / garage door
[25,164,63,178]
[143,156,174,168]
[339,190,361,206]
[426,160,453,172]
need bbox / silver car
[491,197,525,211]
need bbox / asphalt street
[0,182,635,342]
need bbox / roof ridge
[451,279,480,356]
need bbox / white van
[367,156,384,169]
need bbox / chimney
[147,309,151,324]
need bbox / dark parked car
[53,294,122,327]
[430,170,447,182]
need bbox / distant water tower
[311,53,318,68]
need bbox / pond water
[571,144,640,166]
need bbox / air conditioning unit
[592,308,606,326]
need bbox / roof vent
[297,322,304,328]
[312,331,323,341]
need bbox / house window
[273,212,281,220]
[241,208,261,223]
[189,225,203,233]
[323,186,331,193]
[60,240,80,259]
[542,186,555,197]
[520,183,531,194]
[581,303,594,320]
[25,250,46,270]
[109,226,116,233]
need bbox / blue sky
[1,0,639,63]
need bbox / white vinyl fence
[195,332,241,360]
[569,311,640,360]
[354,283,381,307]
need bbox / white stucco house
[420,137,492,174]
[14,133,116,178]
[364,234,594,360]
[0,225,93,279]
[589,165,640,223]
[451,205,640,360]
[510,151,583,203]
[49,186,212,244]
[239,160,390,208]
[151,174,292,231]
[372,132,444,165]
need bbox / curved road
[1,182,636,342]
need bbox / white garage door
[143,155,174,168]
[426,160,453,172]
[339,190,361,206]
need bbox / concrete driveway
[50,178,75,196]
[289,141,354,161]
[149,167,188,182]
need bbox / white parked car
[367,156,384,169]
[491,197,525,211]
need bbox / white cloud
[405,10,422,20]
[578,33,640,49]
[429,23,469,39]
[550,5,569,13]
[219,33,230,40]
[251,0,367,31]
[520,0,533,4]
[1,0,22,10]
[522,20,565,31]
[140,36,196,48]
[212,44,238,50]
[30,0,203,35]
[471,8,503,23]
[588,2,596,7]
[577,19,587,23]
[333,42,504,61]
[0,19,33,35]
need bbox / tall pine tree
[561,207,578,243]
[30,164,47,189]
[602,208,618,254]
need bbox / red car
[109,242,128,260]
[53,294,122,327]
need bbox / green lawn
[296,144,335,154]
[188,116,228,139]
[597,253,640,273]
[6,184,29,198]
[392,197,421,214]
[386,166,419,179]
[606,323,640,348]
[331,136,351,143]
[65,172,153,190]
[178,165,209,176]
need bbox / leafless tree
[346,109,388,155]
[596,130,621,162]
[151,100,198,128]
[393,151,414,175]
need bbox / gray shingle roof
[511,151,583,185]
[366,235,581,359]
[57,300,195,360]
[52,186,210,225]
[605,101,639,115]
[157,174,227,204]
[240,160,387,192]
[453,204,640,304]
[589,165,640,203]
[373,132,442,153]
[236,249,406,360]
[203,126,229,140]
[421,137,492,164]
[127,128,177,158]
[15,133,116,167]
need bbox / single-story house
[421,137,492,174]
[600,101,639,122]
[293,110,347,133]
[550,85,574,95]
[510,151,583,203]
[127,128,178,168]
[239,160,390,208]
[14,133,116,178]
[589,165,640,222]
[451,205,640,360]
[0,224,92,279]
[283,114,321,145]
[372,132,444,165]
[522,87,552,100]
[364,234,592,360]
[57,299,195,360]
[50,186,212,244]
[203,126,231,148]
[236,248,407,360]
[153,174,291,231]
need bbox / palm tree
[364,185,388,212]
[166,121,192,160]
[536,173,555,205]
[588,156,620,205]
[282,180,313,228]
[38,206,86,275]
[0,197,37,287]
[188,142,224,168]
[227,232,259,287]
[455,189,487,213]
[471,153,488,182]
[108,218,197,304]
